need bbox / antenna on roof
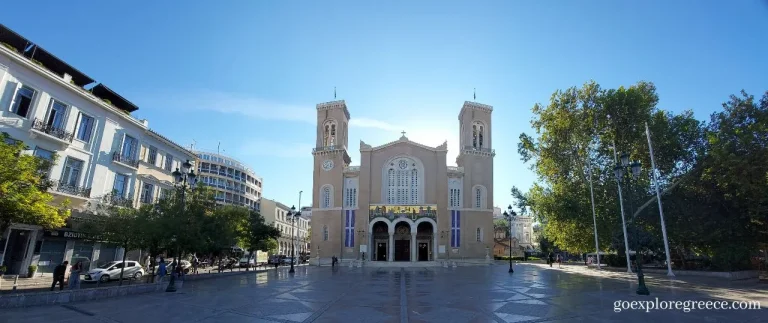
[474,88,476,101]
[217,141,221,155]
[334,86,337,99]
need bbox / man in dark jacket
[50,261,68,291]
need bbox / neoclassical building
[310,100,495,263]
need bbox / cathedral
[310,99,495,264]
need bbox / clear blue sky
[3,1,767,210]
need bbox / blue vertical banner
[345,210,355,247]
[451,210,461,248]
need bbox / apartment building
[260,199,310,257]
[0,24,191,275]
[133,129,197,208]
[194,151,262,210]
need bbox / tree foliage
[0,134,70,234]
[516,81,766,270]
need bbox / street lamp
[504,205,516,273]
[166,159,196,293]
[613,154,650,296]
[287,206,301,273]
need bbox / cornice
[316,100,351,120]
[362,136,448,153]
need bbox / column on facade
[388,233,394,262]
[410,232,417,261]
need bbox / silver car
[84,261,144,283]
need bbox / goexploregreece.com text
[614,298,761,313]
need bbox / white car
[84,261,144,283]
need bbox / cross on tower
[401,130,406,137]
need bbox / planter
[27,265,38,278]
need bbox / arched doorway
[393,222,411,261]
[416,222,434,261]
[372,221,389,261]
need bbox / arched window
[472,121,485,149]
[476,228,482,242]
[323,120,337,146]
[323,225,329,241]
[473,185,486,209]
[321,185,332,208]
[384,157,421,205]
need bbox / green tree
[81,200,143,285]
[0,133,70,235]
[260,238,279,255]
[517,81,705,255]
[242,211,280,270]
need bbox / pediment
[364,135,448,153]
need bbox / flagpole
[645,122,675,277]
[613,140,633,273]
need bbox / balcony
[112,152,139,169]
[29,118,74,145]
[51,180,91,200]
[101,192,134,208]
[462,145,495,156]
[312,145,346,153]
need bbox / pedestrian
[157,258,167,282]
[556,254,562,269]
[192,256,199,275]
[68,261,83,289]
[548,252,554,267]
[50,261,68,291]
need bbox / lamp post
[504,205,517,273]
[613,153,650,295]
[287,191,302,274]
[166,159,196,293]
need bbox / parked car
[280,257,295,265]
[84,261,144,283]
[165,260,192,274]
[239,257,256,268]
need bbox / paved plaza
[1,263,766,323]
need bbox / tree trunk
[118,243,128,286]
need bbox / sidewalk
[0,264,300,294]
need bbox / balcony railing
[463,145,495,154]
[102,192,134,207]
[52,179,91,198]
[112,152,139,168]
[312,145,346,153]
[31,118,74,142]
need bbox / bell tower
[311,100,352,263]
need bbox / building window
[164,154,173,171]
[46,99,68,129]
[148,146,158,165]
[159,188,170,200]
[451,211,461,248]
[113,174,128,197]
[140,183,154,203]
[121,135,138,159]
[9,85,35,118]
[323,120,337,146]
[323,225,329,241]
[321,185,332,208]
[345,187,357,208]
[476,228,482,242]
[449,188,462,208]
[75,113,95,143]
[386,158,420,205]
[472,121,485,149]
[61,157,84,186]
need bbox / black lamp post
[613,153,650,296]
[503,205,517,273]
[166,159,196,293]
[287,205,302,273]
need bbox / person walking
[157,258,167,282]
[548,252,554,268]
[68,261,83,289]
[50,261,68,291]
[556,254,562,269]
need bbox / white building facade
[194,151,262,211]
[0,24,193,276]
[260,199,310,257]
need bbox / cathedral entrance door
[418,243,429,261]
[394,240,410,261]
[376,242,387,261]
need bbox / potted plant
[27,265,37,278]
[0,265,6,276]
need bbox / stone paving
[0,263,766,323]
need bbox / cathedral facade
[310,100,495,263]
